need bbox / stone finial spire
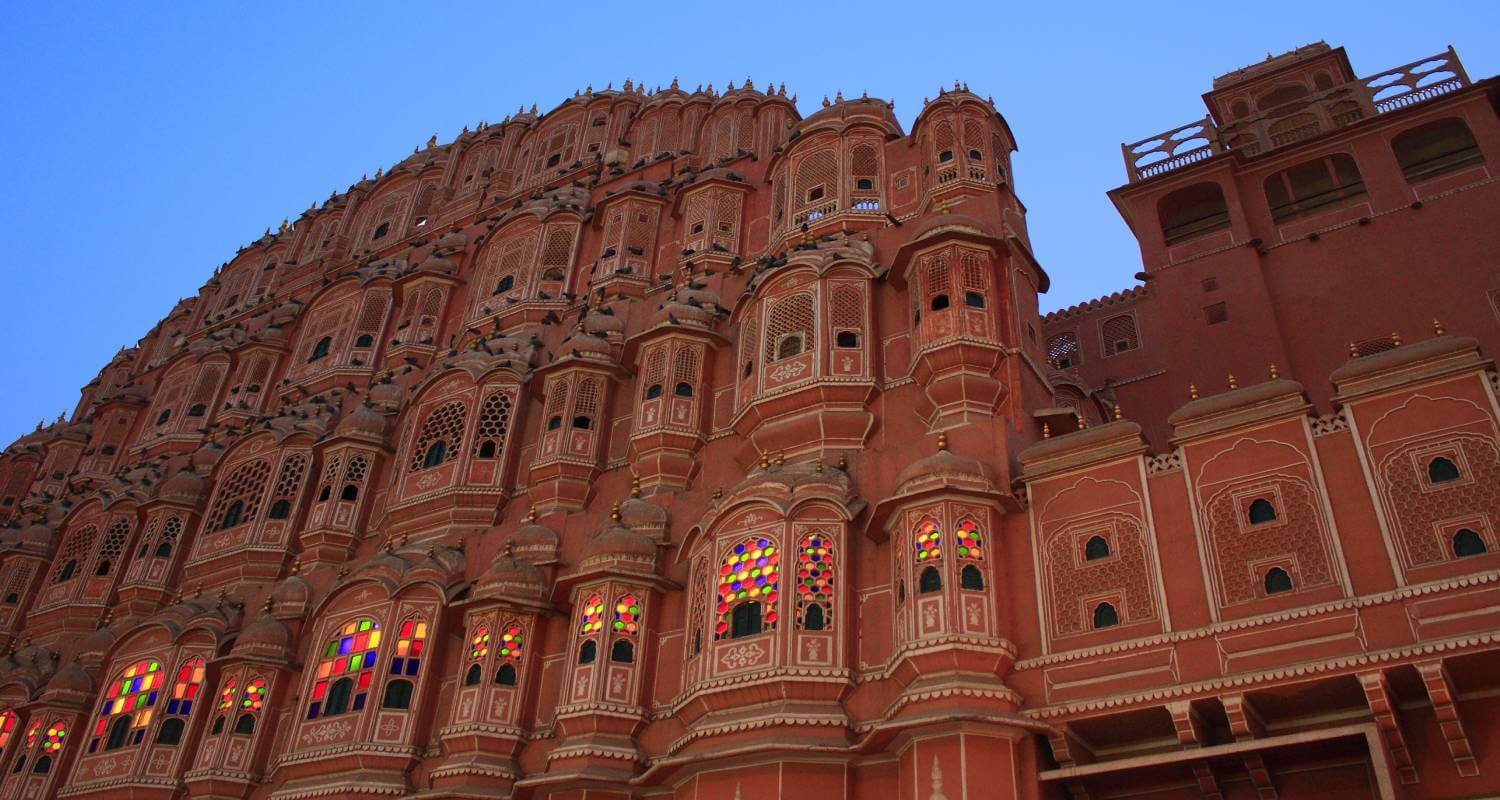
[1042,422,1051,439]
[610,501,622,523]
[1227,374,1238,390]
[1269,362,1280,380]
[1391,331,1402,346]
[1113,404,1123,421]
[1189,383,1200,400]
[937,430,948,451]
[1433,317,1446,336]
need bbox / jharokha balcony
[1123,44,1472,182]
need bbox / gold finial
[775,450,786,467]
[525,505,537,523]
[611,501,622,522]
[456,537,465,552]
[1391,331,1402,347]
[712,487,723,499]
[814,458,824,472]
[938,199,951,214]
[290,557,302,575]
[336,567,349,581]
[759,453,770,470]
[630,476,641,498]
[100,608,114,626]
[1269,362,1279,380]
[1433,318,1446,336]
[1227,374,1238,390]
[836,454,848,469]
[384,536,396,553]
[424,544,436,558]
[503,540,514,557]
[937,431,948,450]
[1113,404,1123,421]
[192,583,203,599]
[1079,413,1088,430]
[1042,422,1051,439]
[1189,384,1200,400]
[1348,342,1360,358]
[262,596,275,613]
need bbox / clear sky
[1,1,1496,445]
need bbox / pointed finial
[1348,342,1360,358]
[1269,362,1279,380]
[1042,422,1051,439]
[630,475,641,498]
[290,557,302,575]
[814,458,824,472]
[1227,373,1238,390]
[610,501,621,522]
[834,89,844,103]
[836,454,848,469]
[262,595,275,613]
[1079,413,1088,430]
[1189,383,1200,400]
[426,134,437,149]
[1433,317,1446,336]
[759,453,770,470]
[937,430,948,451]
[712,487,723,499]
[1391,331,1402,347]
[774,450,786,466]
[1113,404,1123,421]
[670,76,679,90]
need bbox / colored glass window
[241,678,268,712]
[614,594,641,636]
[389,618,428,677]
[166,657,205,717]
[216,679,239,713]
[498,623,524,662]
[915,520,942,561]
[578,594,605,635]
[715,537,779,639]
[796,534,833,630]
[307,618,381,720]
[469,625,491,660]
[0,711,15,751]
[42,721,65,753]
[91,659,162,751]
[955,519,984,561]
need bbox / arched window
[1428,457,1461,484]
[156,718,185,745]
[919,566,942,594]
[1085,536,1111,561]
[408,400,466,472]
[233,714,255,735]
[160,657,204,740]
[221,499,245,529]
[354,334,373,348]
[468,625,490,661]
[775,334,804,361]
[0,711,14,753]
[495,275,515,294]
[1158,182,1230,244]
[91,659,162,753]
[372,221,390,240]
[674,381,695,397]
[796,534,834,631]
[340,485,358,501]
[1453,529,1486,558]
[613,594,642,637]
[645,384,663,399]
[547,415,563,430]
[1101,315,1140,356]
[956,520,984,561]
[1248,498,1277,525]
[422,441,447,469]
[309,336,333,362]
[464,664,482,686]
[1393,118,1484,181]
[381,679,413,710]
[835,331,859,348]
[496,622,524,663]
[307,618,380,719]
[915,520,942,562]
[960,564,985,591]
[572,415,593,430]
[1264,567,1293,595]
[495,663,518,685]
[1093,602,1119,629]
[268,499,291,520]
[187,403,207,417]
[390,618,428,677]
[610,640,635,663]
[964,291,986,309]
[716,537,780,639]
[211,715,225,734]
[577,640,597,664]
[56,560,77,583]
[1047,331,1081,370]
[930,294,950,311]
[1263,154,1366,221]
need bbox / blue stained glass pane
[133,730,144,744]
[339,637,354,655]
[352,694,366,711]
[734,543,746,554]
[130,677,142,692]
[365,652,378,668]
[406,659,420,676]
[389,658,403,675]
[307,702,321,719]
[167,699,181,714]
[181,700,192,714]
[148,691,159,706]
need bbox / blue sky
[1,2,1496,445]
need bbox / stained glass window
[715,536,779,639]
[915,520,942,561]
[241,678,268,712]
[24,720,38,749]
[166,658,205,717]
[216,679,239,713]
[307,618,381,720]
[578,594,605,635]
[42,721,65,752]
[796,534,834,630]
[91,659,162,751]
[497,623,524,662]
[468,625,490,660]
[955,519,984,560]
[389,618,428,677]
[613,594,641,636]
[0,711,15,751]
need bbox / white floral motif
[922,605,939,628]
[805,639,822,660]
[610,672,625,694]
[414,472,443,491]
[768,360,808,382]
[379,717,401,738]
[300,719,353,745]
[719,642,765,670]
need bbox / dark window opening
[1393,118,1484,182]
[730,601,763,638]
[3,593,17,604]
[234,714,256,735]
[156,410,172,426]
[674,381,694,397]
[31,756,49,774]
[156,718,185,745]
[546,153,561,168]
[578,640,597,664]
[646,384,663,400]
[964,291,986,309]
[154,541,172,558]
[269,499,291,520]
[960,564,985,590]
[1159,182,1230,244]
[324,677,353,716]
[495,275,515,293]
[572,415,592,430]
[1264,154,1366,222]
[547,416,562,431]
[56,560,77,583]
[372,222,390,241]
[106,716,131,750]
[939,150,954,163]
[610,640,635,663]
[855,178,874,191]
[1428,457,1460,484]
[221,499,245,529]
[1248,498,1277,525]
[775,334,804,361]
[94,558,112,577]
[340,484,358,502]
[930,294,950,311]
[836,331,859,348]
[464,664,482,686]
[187,403,206,417]
[318,485,332,502]
[211,715,226,735]
[1093,602,1119,629]
[968,148,983,161]
[309,336,333,362]
[803,604,826,631]
[1085,536,1111,561]
[1264,567,1293,595]
[743,361,753,378]
[806,185,825,202]
[11,755,24,774]
[495,663,518,685]
[381,679,413,710]
[919,565,942,594]
[1205,302,1229,325]
[422,441,448,469]
[477,440,497,459]
[354,334,373,348]
[1453,529,1487,558]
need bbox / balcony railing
[1123,47,1470,182]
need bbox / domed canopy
[477,548,547,601]
[156,467,207,506]
[335,404,389,440]
[233,610,292,658]
[894,445,998,496]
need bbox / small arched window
[1092,602,1119,629]
[775,334,804,361]
[610,640,635,663]
[730,601,763,639]
[372,222,390,241]
[803,604,826,631]
[494,663,518,686]
[960,564,985,591]
[1453,529,1487,558]
[380,679,413,710]
[56,560,76,583]
[577,640,597,665]
[211,716,225,735]
[221,500,245,530]
[836,331,859,348]
[855,178,874,191]
[233,714,255,735]
[324,678,353,716]
[1264,567,1293,595]
[268,499,291,520]
[964,291,986,309]
[156,718,185,746]
[572,415,592,430]
[477,440,497,458]
[674,381,694,397]
[1393,118,1484,181]
[968,148,983,161]
[645,384,663,400]
[939,150,954,163]
[187,403,206,417]
[930,294,950,311]
[743,361,753,378]
[547,415,563,430]
[464,664,482,686]
[918,566,942,594]
[3,593,16,604]
[1085,536,1111,561]
[1428,457,1461,484]
[309,336,333,362]
[105,716,131,751]
[32,756,50,774]
[340,485,358,502]
[1248,498,1277,525]
[94,558,112,577]
[155,410,172,426]
[495,275,515,294]
[422,441,447,469]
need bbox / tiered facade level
[0,43,1498,799]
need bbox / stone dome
[157,467,208,506]
[336,404,388,439]
[582,520,658,563]
[507,518,560,562]
[478,549,547,601]
[234,610,292,657]
[46,660,95,696]
[191,440,225,473]
[894,444,997,495]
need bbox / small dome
[618,493,667,535]
[559,327,614,360]
[16,520,55,549]
[269,573,312,616]
[367,380,406,411]
[157,468,207,506]
[46,660,95,696]
[582,522,657,562]
[507,520,559,562]
[908,212,1000,244]
[234,611,291,656]
[191,440,225,473]
[336,404,388,439]
[894,446,996,495]
[478,550,547,600]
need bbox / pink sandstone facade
[0,41,1497,799]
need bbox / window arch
[796,534,834,631]
[381,680,413,710]
[729,601,763,638]
[1101,315,1140,356]
[389,617,428,678]
[610,640,635,663]
[409,400,466,472]
[577,640,597,664]
[1264,567,1293,595]
[613,594,642,637]
[90,659,162,752]
[307,618,381,719]
[472,391,514,459]
[1046,332,1081,369]
[918,565,942,594]
[1428,457,1461,484]
[495,663,518,685]
[53,523,98,584]
[1263,154,1366,221]
[960,564,984,590]
[914,520,942,562]
[578,593,605,635]
[1453,529,1486,558]
[955,520,984,561]
[762,293,815,365]
[464,664,482,686]
[208,458,271,532]
[468,625,490,662]
[716,537,780,639]
[1092,602,1119,629]
[159,657,205,742]
[1393,118,1483,181]
[1085,536,1111,561]
[0,711,15,753]
[1248,498,1277,525]
[1158,182,1230,244]
[309,336,333,362]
